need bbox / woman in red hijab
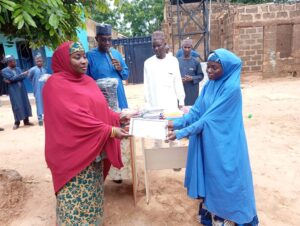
[43,41,130,225]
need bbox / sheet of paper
[129,118,168,140]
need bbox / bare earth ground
[0,76,300,226]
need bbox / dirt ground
[0,76,300,226]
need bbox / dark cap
[96,24,112,36]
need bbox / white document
[129,118,168,140]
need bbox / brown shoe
[24,122,34,126]
[0,128,4,131]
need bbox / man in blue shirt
[176,38,203,61]
[86,24,129,110]
[176,48,201,59]
[28,55,47,126]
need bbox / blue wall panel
[1,27,89,93]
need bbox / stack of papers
[141,109,163,119]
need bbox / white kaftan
[143,55,185,110]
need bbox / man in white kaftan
[143,31,185,159]
[144,31,185,110]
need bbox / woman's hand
[167,131,176,141]
[167,121,176,140]
[119,115,130,126]
[113,127,131,139]
[167,120,174,130]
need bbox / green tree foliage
[91,0,164,37]
[91,7,121,30]
[0,0,117,49]
[120,0,164,36]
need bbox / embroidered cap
[69,42,85,55]
[96,24,112,36]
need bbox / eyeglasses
[97,37,112,43]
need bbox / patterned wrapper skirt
[56,161,104,226]
[108,138,132,180]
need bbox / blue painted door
[113,37,153,84]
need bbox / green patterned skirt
[56,161,104,226]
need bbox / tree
[119,0,164,36]
[91,7,121,31]
[91,0,164,37]
[0,0,117,49]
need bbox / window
[16,41,34,70]
[276,24,293,58]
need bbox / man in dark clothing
[178,38,204,106]
[1,55,33,130]
[0,54,8,95]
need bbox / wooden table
[130,137,188,204]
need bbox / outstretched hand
[21,70,29,76]
[167,131,176,141]
[167,120,176,141]
[114,127,131,139]
[120,115,130,126]
[167,120,174,130]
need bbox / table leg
[130,137,137,205]
[142,138,150,204]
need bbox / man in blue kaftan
[28,55,47,126]
[1,55,33,130]
[87,24,131,184]
[0,54,8,95]
[87,24,129,110]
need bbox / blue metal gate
[112,36,153,84]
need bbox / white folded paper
[129,118,168,140]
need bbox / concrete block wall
[292,24,300,77]
[236,3,300,77]
[163,1,300,78]
[209,4,236,52]
[237,3,300,24]
[237,27,263,72]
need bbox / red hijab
[43,41,123,193]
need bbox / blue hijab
[173,49,257,224]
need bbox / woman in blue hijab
[168,49,258,225]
